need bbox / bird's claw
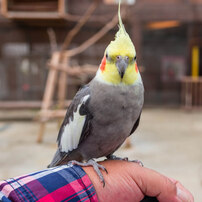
[68,159,107,187]
[130,159,144,167]
[107,154,143,166]
[97,163,108,174]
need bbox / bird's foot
[107,154,143,167]
[68,159,108,187]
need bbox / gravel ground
[0,108,201,201]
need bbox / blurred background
[0,0,201,201]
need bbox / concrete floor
[0,108,201,201]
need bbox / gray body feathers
[48,79,144,168]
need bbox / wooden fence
[181,76,202,109]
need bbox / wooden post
[1,0,8,17]
[56,57,69,128]
[58,0,66,16]
[57,58,69,109]
[37,52,60,143]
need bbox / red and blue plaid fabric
[0,165,98,202]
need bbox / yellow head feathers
[107,0,136,57]
[96,0,139,86]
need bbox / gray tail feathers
[48,149,68,168]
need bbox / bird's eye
[134,56,137,60]
[116,55,121,60]
[106,53,109,59]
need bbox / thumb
[130,165,194,202]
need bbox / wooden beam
[47,63,97,76]
[0,101,41,109]
[60,0,99,52]
[39,109,66,119]
[64,12,120,57]
[3,11,60,19]
[0,100,72,109]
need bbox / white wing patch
[82,94,90,103]
[60,95,90,152]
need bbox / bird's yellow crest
[96,0,140,85]
[109,0,136,58]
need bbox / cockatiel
[48,0,144,184]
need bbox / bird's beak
[116,56,129,79]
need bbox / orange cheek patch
[100,56,106,72]
[135,63,138,73]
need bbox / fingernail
[177,188,191,202]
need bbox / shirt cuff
[0,164,98,202]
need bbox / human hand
[83,160,194,202]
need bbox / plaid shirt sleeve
[0,165,98,202]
